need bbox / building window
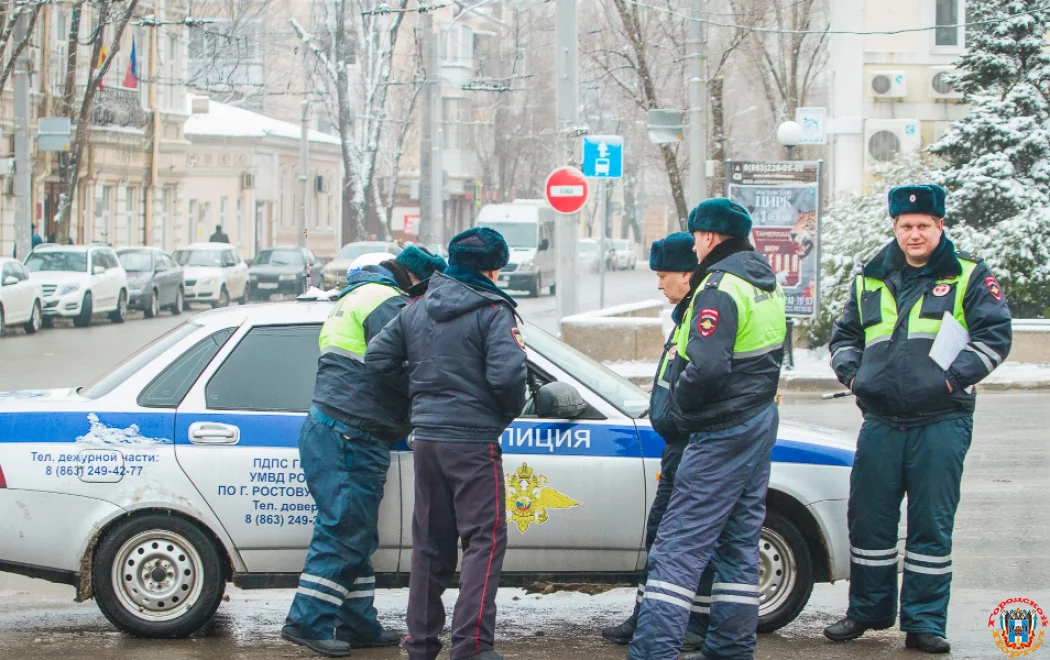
[935,0,962,47]
[442,98,471,150]
[444,24,473,64]
[126,186,136,245]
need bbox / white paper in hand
[929,311,970,370]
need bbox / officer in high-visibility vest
[601,232,707,652]
[824,185,1011,654]
[282,246,447,658]
[629,199,786,660]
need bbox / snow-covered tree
[804,156,933,345]
[928,0,1050,229]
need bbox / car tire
[171,288,184,315]
[73,292,93,328]
[110,289,128,324]
[527,274,540,298]
[91,513,226,639]
[550,283,556,295]
[212,287,230,309]
[144,289,159,319]
[23,301,42,334]
[0,304,5,336]
[756,509,815,633]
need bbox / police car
[0,301,855,639]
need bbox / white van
[476,200,556,297]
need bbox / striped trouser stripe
[850,545,898,558]
[646,579,695,599]
[852,556,900,567]
[905,551,951,564]
[712,582,759,594]
[644,591,694,611]
[347,589,375,599]
[904,562,953,575]
[692,605,711,614]
[712,594,761,606]
[297,586,342,607]
[354,576,377,584]
[851,545,898,566]
[300,574,350,598]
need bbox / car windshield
[254,249,305,266]
[524,323,649,418]
[25,251,88,273]
[578,241,598,254]
[336,244,395,261]
[80,322,203,399]
[477,222,537,248]
[118,251,153,272]
[612,240,629,250]
[173,249,222,267]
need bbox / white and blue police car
[0,301,857,638]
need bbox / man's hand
[946,379,954,394]
[849,378,855,391]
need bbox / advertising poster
[726,161,822,318]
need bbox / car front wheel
[24,301,42,334]
[110,289,128,323]
[144,289,159,318]
[756,510,815,633]
[92,514,226,638]
[73,292,93,327]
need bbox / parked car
[0,300,861,639]
[321,241,402,290]
[115,247,184,318]
[172,243,249,309]
[24,244,129,327]
[578,238,601,273]
[248,247,322,301]
[609,239,638,270]
[0,257,43,336]
[477,200,557,298]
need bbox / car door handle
[188,422,240,445]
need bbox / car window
[254,249,305,266]
[161,255,178,270]
[17,263,29,280]
[118,251,154,273]
[173,249,222,267]
[81,322,203,399]
[139,329,235,408]
[25,251,88,272]
[205,325,321,412]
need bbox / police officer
[629,198,786,660]
[367,227,527,660]
[601,232,707,652]
[824,185,1012,654]
[282,246,447,657]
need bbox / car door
[397,353,648,574]
[87,250,112,310]
[173,322,403,574]
[1,262,29,322]
[154,254,175,306]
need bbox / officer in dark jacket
[367,227,527,660]
[629,199,786,660]
[824,185,1012,654]
[602,232,707,652]
[282,246,446,658]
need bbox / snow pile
[562,299,666,329]
[184,96,341,145]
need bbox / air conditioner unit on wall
[241,172,255,189]
[864,119,922,173]
[869,71,908,99]
[929,66,963,100]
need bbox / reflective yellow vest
[676,271,787,361]
[855,258,978,346]
[318,282,402,361]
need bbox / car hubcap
[111,530,204,622]
[758,527,797,617]
[32,306,40,329]
[121,295,127,318]
[151,295,158,317]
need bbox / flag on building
[122,40,138,89]
[96,45,108,90]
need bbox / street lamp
[777,120,803,161]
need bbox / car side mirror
[92,265,105,275]
[535,382,588,419]
[538,238,550,252]
[2,275,17,286]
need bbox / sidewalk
[606,348,1050,393]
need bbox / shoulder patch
[697,308,720,337]
[985,276,1003,301]
[704,271,726,289]
[511,326,526,351]
[956,250,983,264]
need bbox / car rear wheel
[92,514,226,638]
[73,292,93,327]
[110,290,128,323]
[145,289,159,318]
[757,510,814,633]
[171,288,184,315]
[23,301,42,334]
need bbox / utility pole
[13,9,32,259]
[419,9,443,245]
[554,0,579,319]
[688,0,708,206]
[143,15,160,246]
[299,100,310,248]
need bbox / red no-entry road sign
[545,166,589,214]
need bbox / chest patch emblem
[698,308,720,338]
[932,283,951,297]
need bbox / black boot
[281,626,352,657]
[824,617,886,642]
[600,614,637,644]
[336,627,403,648]
[906,633,951,654]
[681,630,706,652]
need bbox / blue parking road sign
[582,135,623,178]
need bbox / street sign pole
[598,180,606,309]
[555,0,580,320]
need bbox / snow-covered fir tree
[928,0,1050,228]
